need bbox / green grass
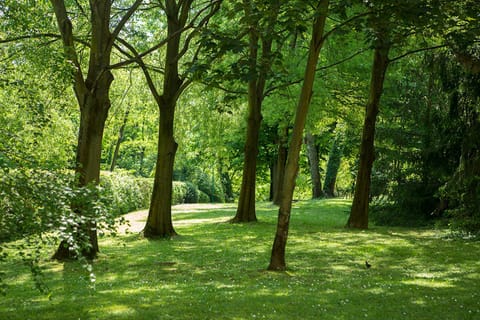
[2,199,480,319]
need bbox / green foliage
[100,171,152,216]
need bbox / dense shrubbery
[100,171,210,218]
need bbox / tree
[115,0,222,238]
[48,0,142,259]
[268,0,330,271]
[346,21,390,228]
[305,132,324,198]
[232,0,281,222]
[346,0,446,229]
[323,128,343,197]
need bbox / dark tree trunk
[272,126,288,205]
[233,74,262,221]
[305,132,323,199]
[233,1,279,222]
[50,0,138,260]
[144,101,178,238]
[323,132,343,198]
[346,41,390,229]
[110,110,129,171]
[268,0,329,271]
[142,1,185,238]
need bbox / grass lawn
[1,199,480,319]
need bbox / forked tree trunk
[346,42,390,229]
[305,132,323,199]
[50,0,130,260]
[268,0,329,271]
[233,1,279,222]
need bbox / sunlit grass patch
[1,199,480,319]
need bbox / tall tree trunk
[272,125,289,205]
[346,42,390,229]
[305,132,323,199]
[110,109,129,171]
[323,131,343,198]
[233,1,279,222]
[142,1,186,238]
[268,0,329,271]
[50,0,127,260]
[144,101,178,237]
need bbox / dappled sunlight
[2,200,480,319]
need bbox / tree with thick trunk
[137,0,221,238]
[268,0,329,271]
[346,31,390,229]
[305,132,323,199]
[232,0,280,222]
[50,0,141,260]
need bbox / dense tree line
[1,0,479,279]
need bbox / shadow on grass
[2,199,480,319]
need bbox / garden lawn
[1,199,480,319]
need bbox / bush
[100,171,155,216]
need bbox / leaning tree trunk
[346,43,390,229]
[268,0,329,271]
[305,132,323,199]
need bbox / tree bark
[144,100,178,238]
[233,0,279,222]
[272,126,288,205]
[346,41,390,229]
[268,0,329,271]
[110,109,129,171]
[50,0,120,260]
[323,131,343,198]
[305,132,323,199]
[142,1,187,238]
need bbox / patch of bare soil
[117,203,235,234]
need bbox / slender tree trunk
[272,125,288,205]
[110,110,129,171]
[346,42,390,229]
[268,0,329,271]
[305,132,323,199]
[323,131,343,198]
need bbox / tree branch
[110,0,144,45]
[389,44,447,63]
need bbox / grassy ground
[1,199,480,319]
